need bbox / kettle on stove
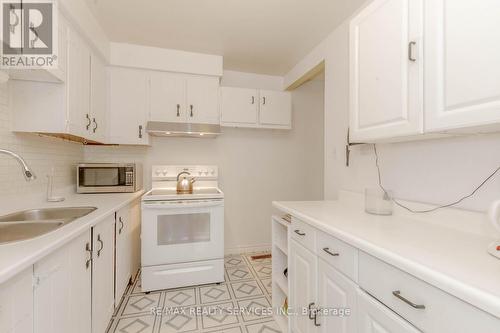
[176,171,196,194]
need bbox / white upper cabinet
[221,88,291,129]
[424,0,500,132]
[221,87,258,124]
[150,72,186,123]
[349,0,423,142]
[108,67,150,145]
[149,72,220,125]
[11,17,108,144]
[90,55,107,142]
[259,90,292,127]
[186,75,220,124]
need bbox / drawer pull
[294,229,306,236]
[392,290,425,309]
[322,247,339,257]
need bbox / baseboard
[225,243,271,255]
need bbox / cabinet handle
[408,41,417,62]
[322,247,340,257]
[251,96,255,104]
[262,96,266,105]
[308,302,315,320]
[97,234,104,257]
[138,125,143,139]
[392,290,425,309]
[119,216,124,234]
[85,242,92,270]
[313,308,321,327]
[176,104,180,117]
[86,114,91,130]
[294,229,306,236]
[190,104,194,117]
[92,118,97,133]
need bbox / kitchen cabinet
[424,0,500,132]
[221,87,291,129]
[108,67,150,145]
[149,72,220,125]
[115,207,132,301]
[0,268,33,333]
[289,239,317,333]
[11,18,108,144]
[349,0,423,142]
[67,29,91,139]
[33,231,92,333]
[90,54,107,143]
[357,289,419,333]
[92,215,115,333]
[259,90,292,127]
[221,87,258,124]
[317,259,357,333]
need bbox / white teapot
[489,199,500,233]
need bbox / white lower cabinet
[115,207,132,301]
[317,259,357,333]
[0,268,33,333]
[290,239,317,333]
[357,289,419,333]
[92,215,116,333]
[33,231,92,333]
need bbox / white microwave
[77,163,143,193]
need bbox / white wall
[84,72,324,253]
[287,8,500,212]
[0,82,83,199]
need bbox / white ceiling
[86,0,365,75]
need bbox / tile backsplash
[0,81,83,197]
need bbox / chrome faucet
[0,149,36,181]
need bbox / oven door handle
[143,200,224,209]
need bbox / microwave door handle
[143,201,223,209]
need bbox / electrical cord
[373,144,500,213]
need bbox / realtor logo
[1,0,58,69]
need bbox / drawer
[359,252,500,333]
[290,217,316,253]
[317,231,358,282]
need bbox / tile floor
[107,253,281,333]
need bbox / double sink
[0,207,97,244]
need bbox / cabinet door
[290,239,317,333]
[0,268,33,333]
[349,0,423,142]
[129,199,142,279]
[186,75,220,124]
[92,215,115,333]
[317,259,357,333]
[150,72,186,123]
[67,30,91,138]
[357,289,419,333]
[259,90,292,127]
[115,207,132,301]
[34,231,91,333]
[108,67,150,145]
[220,87,258,125]
[424,0,500,132]
[90,54,107,143]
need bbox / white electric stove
[141,165,224,291]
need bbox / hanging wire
[373,144,500,213]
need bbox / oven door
[141,199,224,266]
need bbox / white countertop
[273,194,500,319]
[0,190,144,284]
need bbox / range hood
[146,121,222,138]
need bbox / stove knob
[198,171,202,176]
[162,170,168,176]
[155,170,162,176]
[204,171,209,176]
[210,169,215,175]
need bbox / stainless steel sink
[0,207,97,244]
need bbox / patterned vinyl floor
[106,253,281,333]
